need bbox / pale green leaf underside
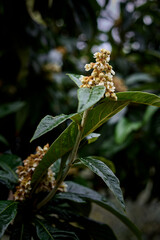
[77,86,106,112]
[86,133,101,144]
[67,74,82,87]
[79,157,125,209]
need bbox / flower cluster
[80,49,117,101]
[14,144,67,201]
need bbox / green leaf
[86,133,101,144]
[0,154,21,170]
[0,154,22,187]
[58,181,142,240]
[31,101,128,187]
[56,192,86,204]
[0,153,22,183]
[51,205,117,240]
[0,201,18,238]
[77,86,105,112]
[0,135,9,146]
[126,73,154,86]
[79,157,125,209]
[91,156,116,173]
[35,219,55,240]
[10,222,32,240]
[0,101,25,118]
[35,219,79,240]
[67,74,82,87]
[82,100,129,138]
[115,117,142,144]
[30,113,76,142]
[32,91,160,188]
[31,122,78,186]
[143,105,159,125]
[116,91,160,107]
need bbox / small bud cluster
[14,144,67,201]
[80,49,117,101]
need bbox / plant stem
[36,109,89,210]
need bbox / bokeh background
[0,0,160,239]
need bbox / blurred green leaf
[126,73,154,86]
[30,113,76,142]
[0,135,9,146]
[77,86,106,112]
[0,201,18,238]
[115,117,142,144]
[143,105,159,125]
[79,156,125,209]
[0,101,25,118]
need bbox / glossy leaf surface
[35,219,79,240]
[116,91,160,106]
[0,201,18,238]
[31,122,78,185]
[57,181,142,240]
[79,157,125,209]
[31,113,76,142]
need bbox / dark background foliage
[0,0,160,203]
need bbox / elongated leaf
[0,135,9,146]
[56,192,86,203]
[51,205,117,240]
[82,100,129,138]
[31,91,160,188]
[116,91,160,106]
[115,118,142,144]
[10,222,32,240]
[0,101,25,118]
[0,154,22,186]
[35,219,79,240]
[31,102,128,186]
[91,156,116,173]
[35,219,55,240]
[31,122,78,186]
[57,181,142,240]
[77,86,105,112]
[67,74,82,87]
[30,113,76,142]
[0,201,18,238]
[79,157,125,209]
[86,133,101,144]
